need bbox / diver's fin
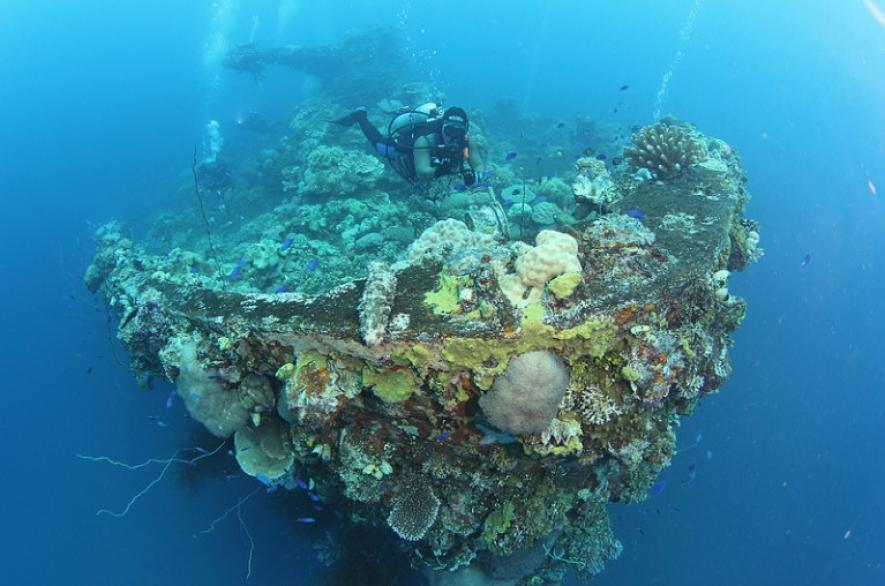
[328,108,368,127]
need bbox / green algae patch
[397,343,434,370]
[548,271,582,299]
[362,365,419,402]
[424,274,471,315]
[482,500,515,548]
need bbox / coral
[498,230,582,307]
[301,145,384,197]
[277,351,361,425]
[234,417,295,480]
[164,336,249,438]
[479,351,569,435]
[359,261,397,347]
[407,219,495,264]
[572,157,620,208]
[530,201,562,226]
[624,123,702,179]
[362,365,418,403]
[547,272,581,300]
[387,479,440,541]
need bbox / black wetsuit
[336,110,465,185]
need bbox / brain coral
[479,350,570,435]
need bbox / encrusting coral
[387,478,441,541]
[624,122,702,179]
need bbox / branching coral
[624,123,702,179]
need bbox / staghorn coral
[387,478,441,541]
[624,123,702,179]
[479,351,570,435]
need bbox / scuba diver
[333,103,486,188]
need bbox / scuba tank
[388,102,440,142]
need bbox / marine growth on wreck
[85,30,762,586]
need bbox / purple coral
[479,350,569,435]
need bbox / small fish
[156,420,169,428]
[279,238,294,252]
[556,122,565,128]
[801,253,812,268]
[227,266,242,280]
[706,449,713,461]
[312,504,324,512]
[236,258,249,266]
[546,171,557,180]
[165,392,175,409]
[207,375,224,381]
[308,492,321,503]
[539,142,548,148]
[505,151,518,161]
[190,265,201,274]
[688,463,697,474]
[534,156,543,164]
[596,153,607,161]
[224,474,239,481]
[501,197,514,207]
[453,182,467,192]
[256,475,271,486]
[434,430,452,442]
[648,479,667,497]
[619,84,630,91]
[612,156,622,165]
[274,285,289,294]
[625,209,645,220]
[476,423,517,445]
[868,179,877,195]
[533,195,547,203]
[295,479,309,491]
[192,447,208,454]
[695,433,703,444]
[147,415,160,421]
[296,517,316,524]
[86,367,93,375]
[306,258,320,272]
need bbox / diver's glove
[463,169,476,187]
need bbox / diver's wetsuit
[334,110,465,185]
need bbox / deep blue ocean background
[1,1,883,584]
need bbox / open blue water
[1,1,882,584]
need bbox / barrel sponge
[479,350,569,435]
[516,230,581,288]
[169,337,249,438]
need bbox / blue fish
[295,479,309,491]
[279,238,294,252]
[308,492,321,503]
[501,197,514,207]
[192,447,208,454]
[274,285,289,294]
[706,449,713,461]
[505,151,518,161]
[227,266,242,280]
[434,430,452,442]
[224,474,239,481]
[534,156,543,164]
[312,504,324,512]
[453,182,467,192]
[236,258,249,266]
[190,264,201,274]
[296,517,316,524]
[625,208,645,220]
[556,122,565,128]
[165,392,175,409]
[533,195,547,203]
[648,479,667,497]
[256,475,271,486]
[695,433,703,444]
[546,171,557,180]
[156,420,169,428]
[596,153,607,161]
[306,258,320,272]
[801,253,811,268]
